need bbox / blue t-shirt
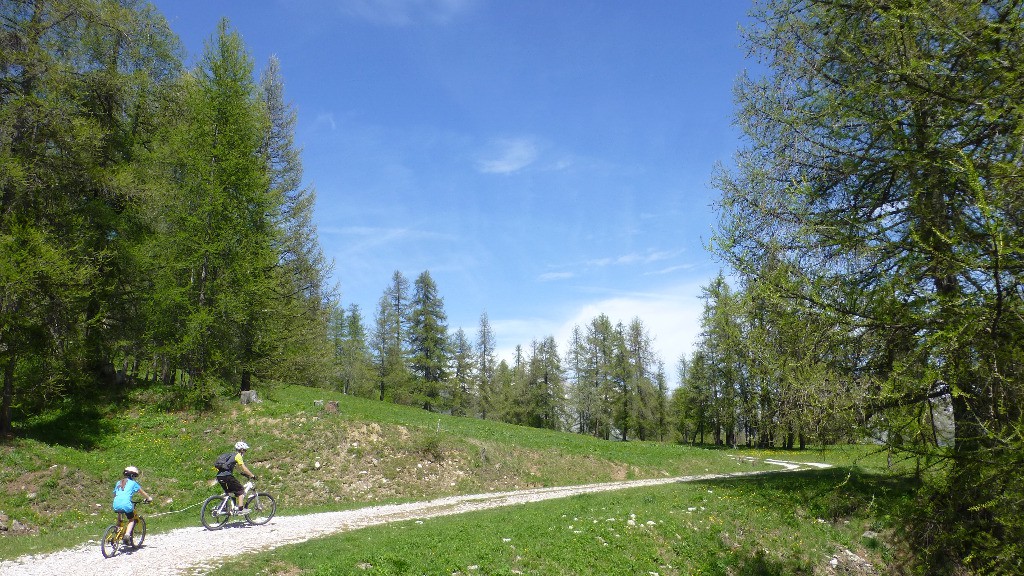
[112,478,141,513]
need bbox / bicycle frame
[211,480,253,511]
[101,500,147,558]
[113,504,146,539]
[200,479,276,530]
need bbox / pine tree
[408,270,449,410]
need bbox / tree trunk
[1,356,16,436]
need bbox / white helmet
[235,441,249,451]
[123,466,140,477]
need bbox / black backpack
[214,451,236,472]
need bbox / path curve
[1,459,830,575]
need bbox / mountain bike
[100,500,148,558]
[200,479,276,530]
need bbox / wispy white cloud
[646,264,696,276]
[313,112,337,131]
[538,271,575,282]
[491,317,562,361]
[339,0,476,26]
[320,226,455,251]
[476,137,539,174]
[585,249,682,268]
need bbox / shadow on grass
[731,548,811,576]
[689,466,919,574]
[17,400,117,449]
[704,465,916,517]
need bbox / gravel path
[1,459,830,575]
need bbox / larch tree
[0,0,179,431]
[370,292,406,402]
[713,0,1024,569]
[258,54,334,389]
[474,311,497,419]
[155,18,274,402]
[623,318,661,441]
[500,344,529,425]
[581,314,619,440]
[564,325,592,434]
[523,336,565,430]
[695,274,746,446]
[448,327,474,417]
[491,358,515,423]
[332,303,375,397]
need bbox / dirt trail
[0,460,831,575]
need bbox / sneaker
[237,508,249,515]
[122,536,132,546]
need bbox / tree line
[328,269,674,442]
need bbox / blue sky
[151,0,753,378]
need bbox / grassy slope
[0,385,913,573]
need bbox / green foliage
[412,431,445,462]
[1,2,333,432]
[408,271,449,409]
[0,0,181,433]
[331,303,377,398]
[709,0,1024,571]
[474,312,499,419]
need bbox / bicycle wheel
[129,516,147,548]
[200,495,231,530]
[244,492,276,525]
[100,524,120,558]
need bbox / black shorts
[217,474,244,496]
[116,509,136,521]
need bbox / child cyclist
[112,466,152,544]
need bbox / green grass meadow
[0,384,913,574]
[215,467,910,576]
